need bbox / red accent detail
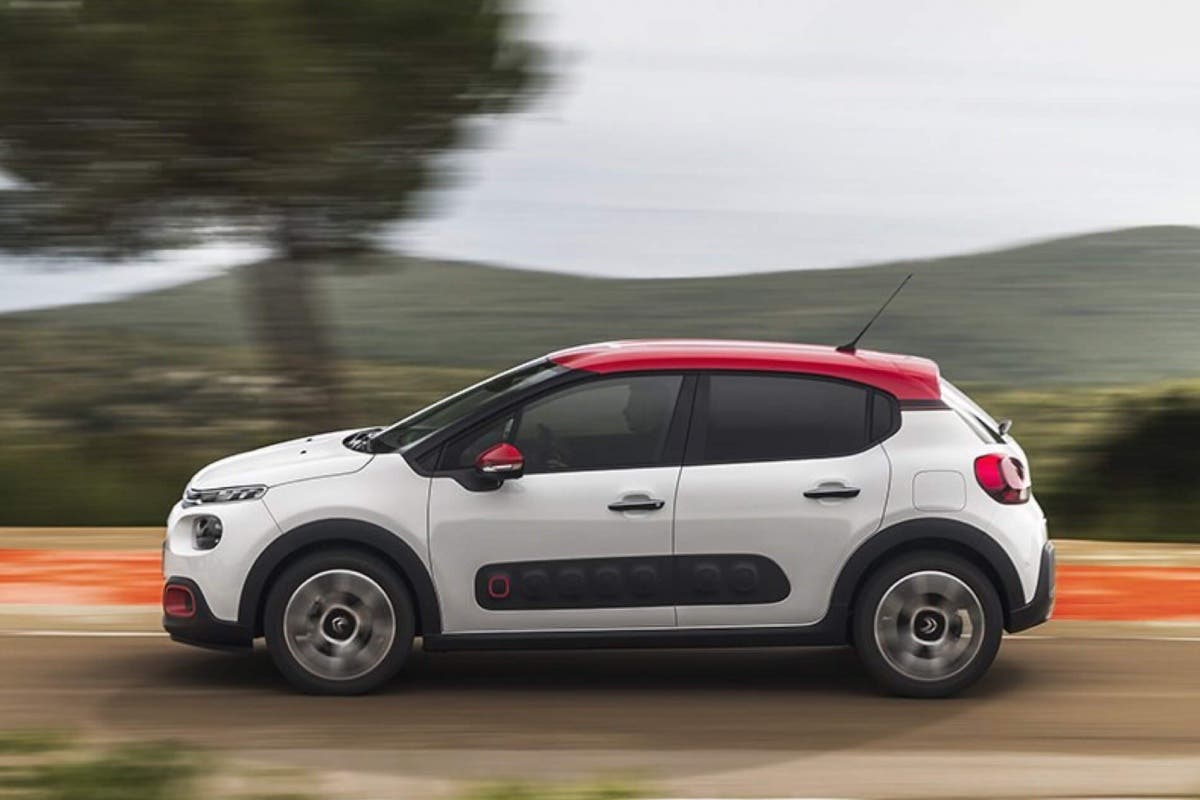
[162,583,196,618]
[476,442,525,472]
[487,574,511,600]
[548,340,941,400]
[974,453,1030,504]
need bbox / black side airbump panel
[476,554,790,610]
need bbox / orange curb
[1052,565,1200,621]
[0,549,162,606]
[0,550,1198,622]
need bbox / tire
[263,548,415,695]
[852,550,1003,698]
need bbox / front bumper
[162,577,254,651]
[162,498,280,623]
[1007,540,1055,632]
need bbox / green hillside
[15,225,1200,384]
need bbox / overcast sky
[4,0,1200,309]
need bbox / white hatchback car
[163,339,1054,696]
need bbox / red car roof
[549,339,941,401]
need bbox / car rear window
[693,373,878,463]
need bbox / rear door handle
[804,483,861,500]
[608,496,666,512]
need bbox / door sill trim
[421,615,846,652]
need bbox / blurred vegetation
[0,733,194,800]
[0,321,484,526]
[2,215,1200,538]
[1049,391,1200,540]
[972,382,1200,542]
[465,781,640,800]
[0,0,544,425]
[0,729,642,800]
[0,732,73,756]
[15,226,1200,386]
[1,317,1199,540]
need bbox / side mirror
[475,442,525,481]
[997,419,1013,437]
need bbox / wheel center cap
[913,609,945,642]
[322,609,357,642]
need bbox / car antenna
[836,273,913,353]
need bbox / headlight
[182,484,267,507]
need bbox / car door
[428,372,692,633]
[673,372,893,628]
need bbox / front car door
[673,372,894,628]
[428,372,692,633]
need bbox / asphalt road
[2,633,1199,798]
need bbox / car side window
[693,373,877,463]
[440,415,516,471]
[440,375,684,474]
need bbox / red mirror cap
[476,442,524,474]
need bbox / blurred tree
[0,0,542,423]
[1050,391,1200,541]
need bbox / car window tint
[442,375,683,473]
[440,415,515,471]
[870,390,899,440]
[700,374,871,462]
[514,375,683,473]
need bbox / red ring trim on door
[486,574,511,600]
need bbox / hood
[189,429,373,490]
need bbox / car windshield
[371,359,566,453]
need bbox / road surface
[1,631,1198,798]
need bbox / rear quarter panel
[880,409,1048,603]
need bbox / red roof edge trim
[548,340,942,401]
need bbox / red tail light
[974,454,1030,504]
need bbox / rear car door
[673,372,894,628]
[428,373,692,633]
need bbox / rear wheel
[852,551,1002,698]
[264,548,414,695]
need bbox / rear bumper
[1007,540,1055,632]
[162,577,253,652]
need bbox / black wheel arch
[238,518,441,638]
[829,517,1026,634]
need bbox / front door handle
[804,483,861,500]
[608,496,666,512]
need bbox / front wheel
[852,551,1003,698]
[264,548,415,695]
